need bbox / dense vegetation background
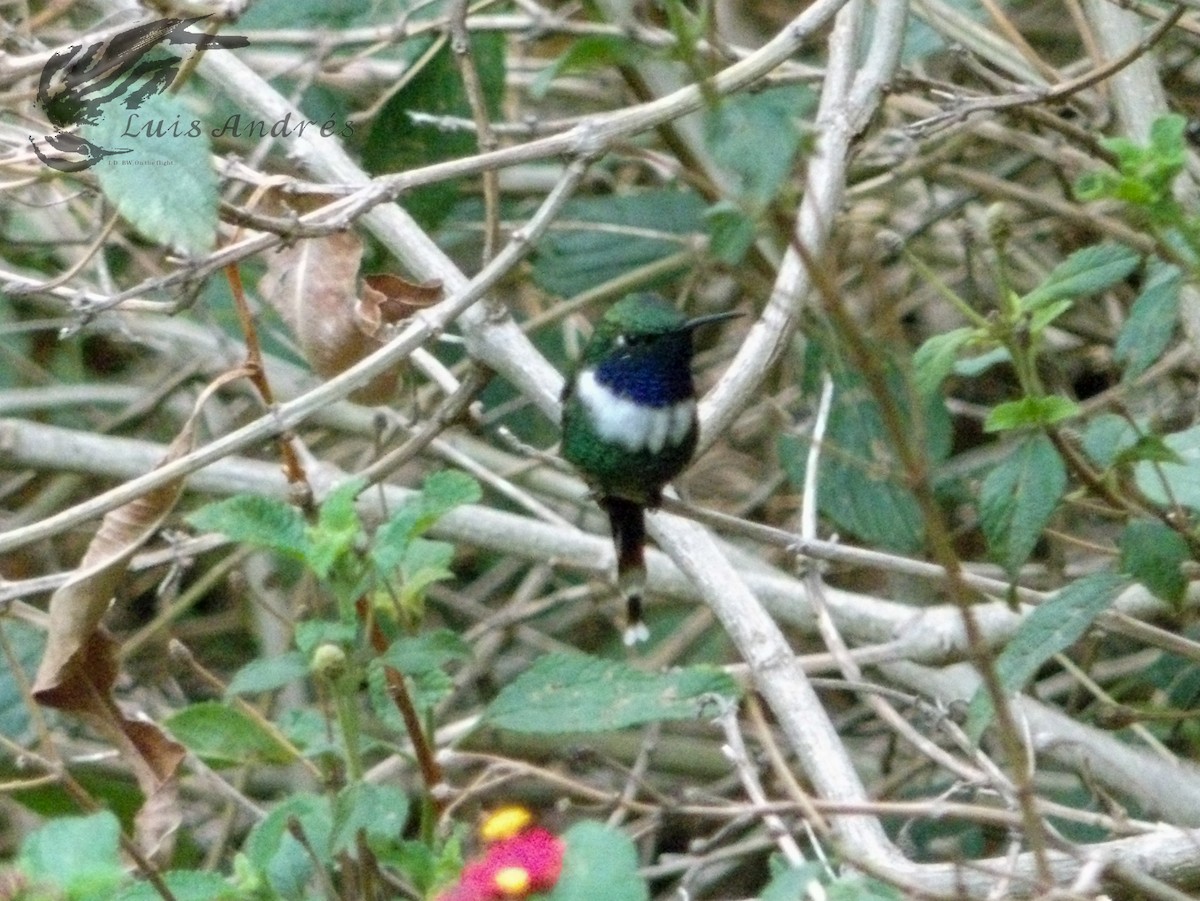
[4,0,1200,898]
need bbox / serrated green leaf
[331,783,408,856]
[984,394,1079,432]
[20,811,124,895]
[966,573,1126,741]
[308,478,365,578]
[165,701,294,767]
[81,92,218,254]
[226,651,310,698]
[912,327,975,395]
[1120,520,1190,606]
[400,538,456,604]
[1135,424,1200,510]
[781,362,950,554]
[372,471,479,575]
[484,653,739,733]
[978,433,1066,577]
[1020,243,1139,311]
[1116,259,1181,381]
[545,822,648,901]
[530,190,706,297]
[704,85,814,206]
[187,495,309,559]
[381,629,469,675]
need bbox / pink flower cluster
[437,810,564,901]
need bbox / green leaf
[115,871,239,901]
[381,629,470,675]
[243,793,333,898]
[0,619,45,746]
[705,199,757,265]
[1020,243,1139,311]
[1116,259,1181,381]
[545,821,648,901]
[483,653,739,733]
[760,859,824,901]
[827,874,905,901]
[371,471,480,575]
[294,619,357,657]
[529,35,641,99]
[226,651,311,698]
[530,190,706,297]
[19,811,124,896]
[1135,424,1200,510]
[984,395,1079,432]
[978,433,1066,577]
[912,327,975,396]
[362,33,504,228]
[781,361,950,554]
[1082,413,1140,470]
[703,85,814,206]
[187,495,309,559]
[966,573,1126,741]
[400,538,456,604]
[1120,520,1190,606]
[165,701,294,766]
[308,478,365,578]
[81,92,218,254]
[330,783,409,856]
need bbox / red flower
[438,826,564,901]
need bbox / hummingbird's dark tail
[599,495,650,645]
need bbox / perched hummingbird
[560,293,740,644]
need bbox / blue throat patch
[594,342,694,407]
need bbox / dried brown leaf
[256,191,401,404]
[31,416,197,849]
[357,274,443,338]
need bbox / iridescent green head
[580,293,739,365]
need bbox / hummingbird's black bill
[680,310,744,331]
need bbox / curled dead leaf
[357,274,442,338]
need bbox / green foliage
[81,92,218,255]
[1120,520,1190,606]
[186,495,310,560]
[1116,259,1181,381]
[529,35,642,99]
[18,811,125,901]
[966,573,1127,741]
[225,651,311,697]
[1135,424,1200,510]
[242,793,334,898]
[330,783,409,856]
[165,701,295,767]
[483,652,739,733]
[362,32,505,228]
[1076,115,1189,225]
[1020,243,1140,310]
[781,360,950,554]
[978,433,1066,577]
[759,857,903,901]
[530,190,706,297]
[984,395,1079,432]
[0,619,44,746]
[546,822,648,901]
[114,871,240,901]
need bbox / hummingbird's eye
[614,334,627,348]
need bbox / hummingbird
[560,293,740,644]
